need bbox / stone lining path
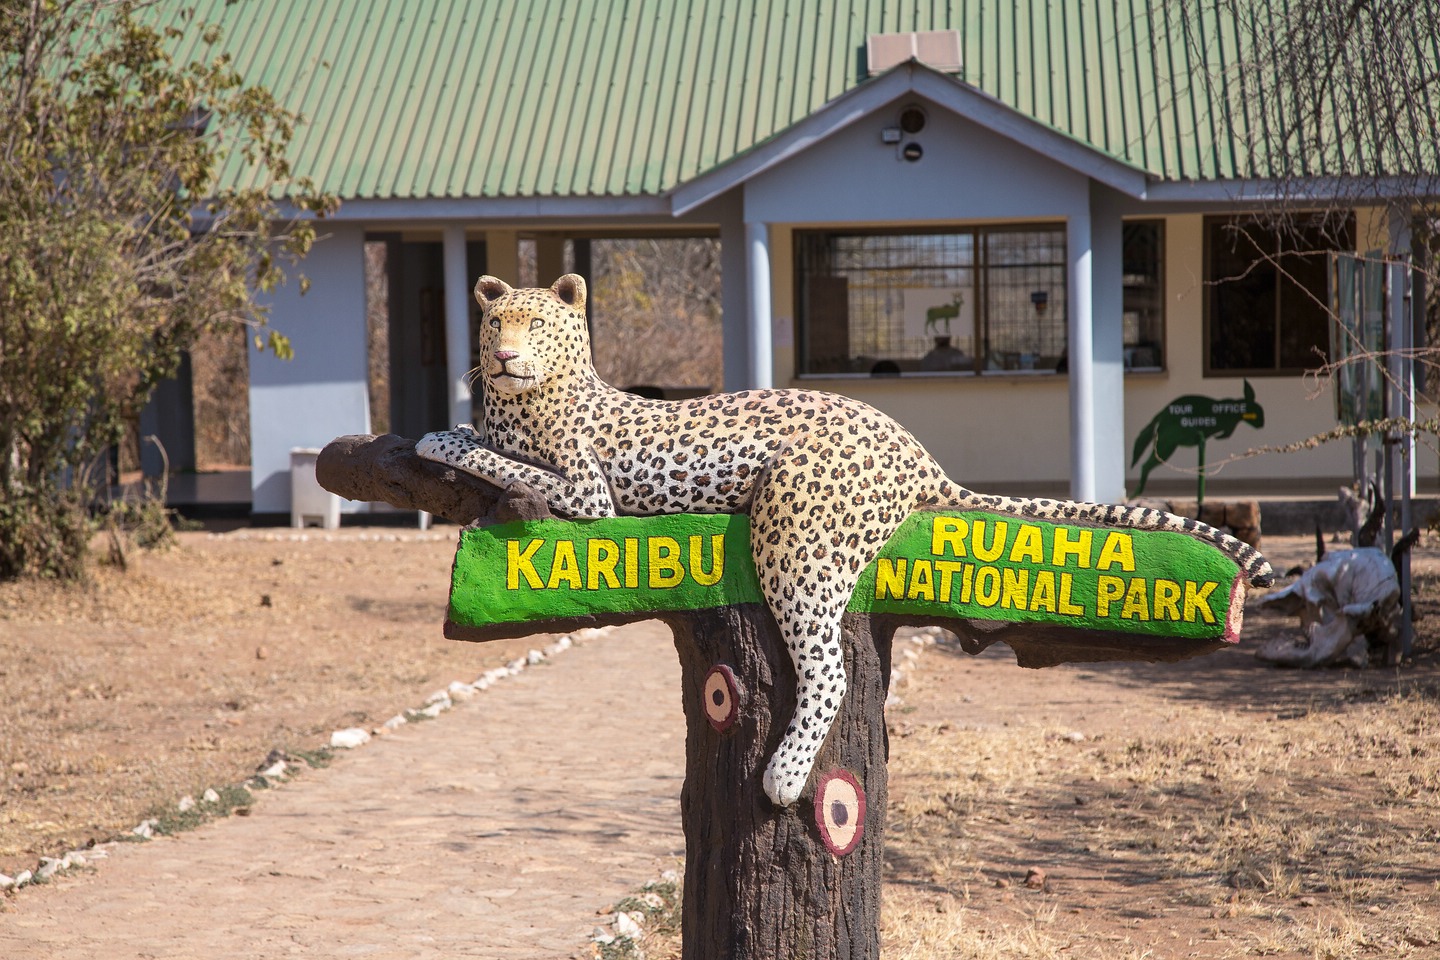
[0,621,686,959]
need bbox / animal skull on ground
[1254,548,1400,668]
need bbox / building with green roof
[154,0,1438,515]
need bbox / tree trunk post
[318,436,898,958]
[665,607,893,960]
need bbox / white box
[290,447,340,529]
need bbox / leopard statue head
[473,274,594,398]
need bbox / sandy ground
[0,528,547,878]
[879,637,1440,958]
[0,529,1435,958]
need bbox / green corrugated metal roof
[152,0,1433,201]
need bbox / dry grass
[630,685,1440,960]
[883,678,1440,958]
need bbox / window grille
[796,226,1068,376]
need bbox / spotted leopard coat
[418,274,1271,807]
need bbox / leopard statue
[418,274,1272,808]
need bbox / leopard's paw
[416,430,468,466]
[762,754,805,808]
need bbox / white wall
[1121,215,1335,491]
[767,204,1437,496]
[249,224,371,514]
[752,99,1103,496]
[743,96,1089,224]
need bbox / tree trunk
[665,606,894,960]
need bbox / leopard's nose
[494,350,518,362]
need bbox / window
[796,226,1067,376]
[1123,220,1164,371]
[1205,213,1355,375]
[795,223,1166,376]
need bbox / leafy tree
[0,0,334,578]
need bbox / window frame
[792,223,1070,379]
[792,222,1170,379]
[1121,218,1167,374]
[1201,212,1356,378]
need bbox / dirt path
[0,620,686,959]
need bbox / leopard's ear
[550,274,587,312]
[474,276,513,309]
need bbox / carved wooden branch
[316,433,556,524]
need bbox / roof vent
[866,30,962,76]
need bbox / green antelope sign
[447,510,1245,645]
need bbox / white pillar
[1089,185,1127,502]
[745,220,773,390]
[1067,209,1096,502]
[442,225,474,429]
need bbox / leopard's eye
[529,317,544,330]
[488,317,500,328]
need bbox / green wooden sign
[448,510,1244,644]
[448,513,762,627]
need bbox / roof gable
[671,62,1149,215]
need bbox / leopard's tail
[936,482,1273,587]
